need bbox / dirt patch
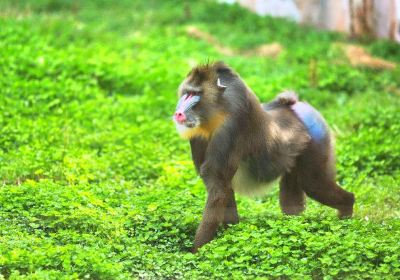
[185,25,283,58]
[339,43,396,70]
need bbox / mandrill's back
[234,90,335,195]
[232,94,313,197]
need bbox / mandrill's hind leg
[301,178,355,218]
[297,142,355,218]
[279,169,306,215]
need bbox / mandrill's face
[173,80,205,137]
[173,68,227,140]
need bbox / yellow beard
[179,113,226,140]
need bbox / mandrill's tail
[275,91,298,106]
[262,90,298,111]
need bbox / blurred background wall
[232,0,400,42]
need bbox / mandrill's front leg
[224,187,239,226]
[192,167,237,252]
[191,120,240,252]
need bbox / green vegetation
[1,0,399,279]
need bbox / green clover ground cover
[0,0,399,279]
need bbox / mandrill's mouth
[173,117,200,129]
[183,120,198,128]
[173,117,201,139]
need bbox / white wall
[232,0,400,42]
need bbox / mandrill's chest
[232,154,283,197]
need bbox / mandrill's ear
[214,61,235,93]
[217,78,227,92]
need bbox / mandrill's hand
[191,187,239,253]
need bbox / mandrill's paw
[223,217,239,229]
[281,204,306,216]
[338,193,355,219]
[223,207,239,228]
[338,207,353,219]
[191,247,199,254]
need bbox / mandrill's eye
[187,90,202,96]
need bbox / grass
[0,0,399,279]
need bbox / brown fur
[174,62,355,252]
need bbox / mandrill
[173,62,355,252]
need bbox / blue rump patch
[291,102,327,141]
